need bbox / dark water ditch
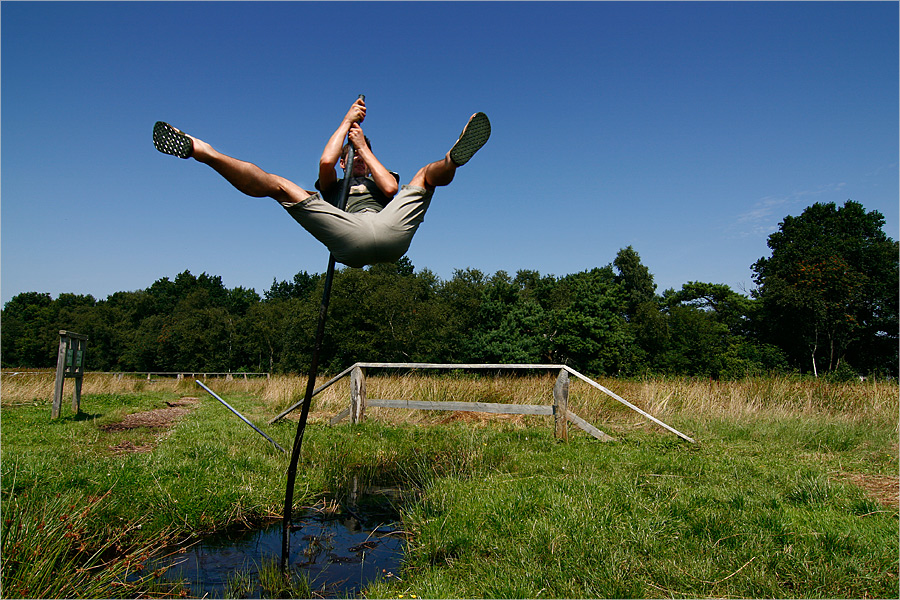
[145,488,409,598]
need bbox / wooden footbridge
[269,362,694,444]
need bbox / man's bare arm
[348,123,398,199]
[318,99,366,192]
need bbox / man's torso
[317,174,400,213]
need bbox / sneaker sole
[449,112,491,166]
[153,121,193,158]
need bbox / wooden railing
[269,362,694,444]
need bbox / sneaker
[449,112,491,166]
[153,121,194,158]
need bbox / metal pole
[282,95,364,572]
[196,380,287,454]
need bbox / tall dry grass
[620,376,899,426]
[3,370,896,432]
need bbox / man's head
[340,135,372,177]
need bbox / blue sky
[2,1,897,306]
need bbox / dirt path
[840,471,899,510]
[101,397,200,454]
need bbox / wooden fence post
[553,368,569,441]
[350,365,367,424]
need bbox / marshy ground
[2,371,897,598]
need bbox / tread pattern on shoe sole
[450,113,491,166]
[153,122,193,158]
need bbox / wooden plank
[59,330,89,341]
[367,399,554,416]
[72,364,83,414]
[566,410,616,442]
[356,362,563,371]
[329,407,350,425]
[561,366,695,443]
[51,336,67,419]
[268,363,358,423]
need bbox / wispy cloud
[731,183,847,238]
[863,161,898,179]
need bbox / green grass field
[1,372,897,598]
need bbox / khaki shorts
[281,185,434,268]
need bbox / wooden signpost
[52,330,88,419]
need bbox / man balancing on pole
[152,98,490,268]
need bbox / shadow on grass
[72,412,103,421]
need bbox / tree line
[3,201,896,379]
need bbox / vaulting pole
[281,95,364,572]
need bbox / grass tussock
[1,488,179,599]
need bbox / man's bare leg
[189,137,312,205]
[410,112,491,190]
[410,153,457,190]
[153,122,311,205]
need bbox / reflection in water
[150,495,406,598]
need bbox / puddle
[147,493,407,598]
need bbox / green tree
[1,292,57,367]
[122,313,170,371]
[435,268,489,363]
[245,299,291,372]
[276,297,318,374]
[752,200,898,376]
[104,290,158,371]
[265,271,321,301]
[669,282,752,337]
[286,259,446,371]
[70,302,126,372]
[611,247,661,374]
[654,304,730,377]
[465,271,550,364]
[653,281,786,379]
[613,246,657,320]
[161,288,234,371]
[549,267,630,374]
